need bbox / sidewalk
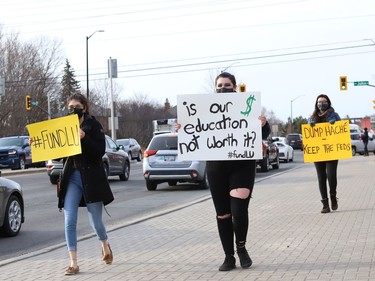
[1,156,375,281]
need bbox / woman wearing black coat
[58,93,114,275]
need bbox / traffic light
[340,76,348,91]
[239,83,246,92]
[26,95,31,110]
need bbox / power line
[5,41,375,86]
[2,0,315,35]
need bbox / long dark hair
[67,93,90,114]
[310,94,332,122]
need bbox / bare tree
[116,93,171,148]
[0,32,63,136]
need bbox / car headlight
[8,149,17,157]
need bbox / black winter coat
[58,113,114,209]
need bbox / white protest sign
[177,92,262,161]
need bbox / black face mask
[216,88,235,93]
[68,107,84,118]
[317,103,329,111]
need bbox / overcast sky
[1,0,375,122]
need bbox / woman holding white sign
[58,93,114,275]
[308,94,341,213]
[209,72,270,271]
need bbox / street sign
[354,81,369,86]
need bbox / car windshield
[149,136,178,150]
[118,139,130,146]
[0,138,23,147]
[288,135,300,140]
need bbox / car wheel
[290,151,294,162]
[12,156,26,170]
[168,181,177,186]
[260,155,269,172]
[285,153,289,163]
[0,195,22,237]
[119,161,130,181]
[272,156,280,169]
[146,180,157,191]
[198,172,209,189]
[128,152,133,160]
[50,175,58,184]
[352,146,356,156]
[136,150,142,162]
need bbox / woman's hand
[175,123,181,132]
[79,129,86,139]
[258,116,267,127]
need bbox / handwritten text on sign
[26,115,82,162]
[301,120,352,162]
[177,92,262,161]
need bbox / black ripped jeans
[314,160,338,199]
[207,160,255,255]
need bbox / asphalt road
[0,152,304,262]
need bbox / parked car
[256,138,280,172]
[351,132,375,156]
[47,135,130,184]
[143,132,208,191]
[116,138,142,161]
[0,174,25,237]
[103,135,130,180]
[286,134,303,150]
[0,136,45,170]
[274,141,294,162]
[46,159,63,184]
[272,136,288,145]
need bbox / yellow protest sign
[26,115,81,162]
[301,120,352,162]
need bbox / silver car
[116,138,142,161]
[351,133,375,156]
[143,133,208,191]
[0,174,24,237]
[46,135,130,184]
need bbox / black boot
[330,193,338,210]
[237,247,252,268]
[219,254,236,271]
[321,198,330,213]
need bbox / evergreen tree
[60,59,80,111]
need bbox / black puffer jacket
[58,113,114,209]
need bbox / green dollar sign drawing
[241,95,256,117]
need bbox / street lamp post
[86,30,104,101]
[290,95,305,133]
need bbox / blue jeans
[64,169,108,251]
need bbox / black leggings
[207,160,255,255]
[314,160,338,199]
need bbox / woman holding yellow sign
[308,94,341,213]
[58,93,114,275]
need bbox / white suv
[142,133,208,191]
